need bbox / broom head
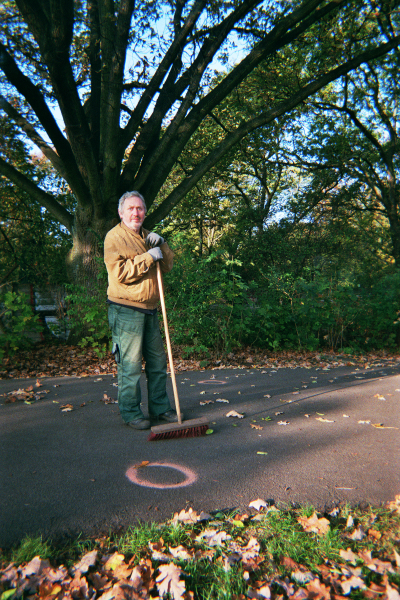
[148,416,209,441]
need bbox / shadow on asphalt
[1,361,399,548]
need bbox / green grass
[1,502,399,600]
[255,509,344,568]
[10,536,53,565]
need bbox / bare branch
[0,156,74,231]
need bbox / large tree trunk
[387,213,400,269]
[66,208,116,286]
[65,208,117,342]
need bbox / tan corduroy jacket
[104,222,174,310]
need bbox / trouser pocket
[112,342,120,363]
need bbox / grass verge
[1,499,399,600]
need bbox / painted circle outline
[126,462,197,489]
[198,379,227,384]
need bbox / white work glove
[146,232,165,247]
[147,247,163,262]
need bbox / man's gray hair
[118,191,147,213]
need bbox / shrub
[0,290,43,363]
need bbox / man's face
[119,196,146,232]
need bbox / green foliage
[64,285,110,357]
[163,243,400,355]
[0,116,73,288]
[64,259,110,357]
[0,290,43,362]
[164,250,271,355]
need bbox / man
[104,191,180,430]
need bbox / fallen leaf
[172,508,210,524]
[387,494,400,514]
[21,556,50,578]
[60,404,73,412]
[394,549,400,567]
[372,423,399,429]
[278,421,290,425]
[349,526,365,541]
[69,573,89,599]
[229,537,260,561]
[292,570,315,585]
[103,552,126,572]
[71,549,98,574]
[374,394,386,400]
[248,583,271,599]
[169,546,193,561]
[346,515,354,528]
[200,400,214,405]
[215,398,229,403]
[298,513,330,535]
[276,576,295,596]
[226,410,244,418]
[368,529,381,540]
[195,529,231,546]
[102,393,117,404]
[249,499,267,511]
[134,460,150,468]
[149,540,170,563]
[251,424,263,430]
[305,578,331,600]
[316,417,335,423]
[386,584,400,600]
[364,556,395,574]
[341,576,366,595]
[280,556,299,570]
[256,451,268,455]
[340,548,358,563]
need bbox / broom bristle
[148,422,208,441]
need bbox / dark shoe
[157,409,182,423]
[127,418,151,430]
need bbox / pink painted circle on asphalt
[126,462,197,489]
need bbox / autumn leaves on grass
[2,497,400,600]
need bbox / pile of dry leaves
[1,344,400,380]
[1,500,399,600]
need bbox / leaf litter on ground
[2,497,399,600]
[2,345,400,380]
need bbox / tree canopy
[1,0,399,282]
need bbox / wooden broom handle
[156,261,182,424]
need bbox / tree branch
[0,41,90,202]
[144,35,400,228]
[134,0,346,201]
[0,156,74,231]
[14,0,102,209]
[0,94,72,182]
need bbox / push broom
[148,262,209,441]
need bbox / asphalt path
[1,361,400,548]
